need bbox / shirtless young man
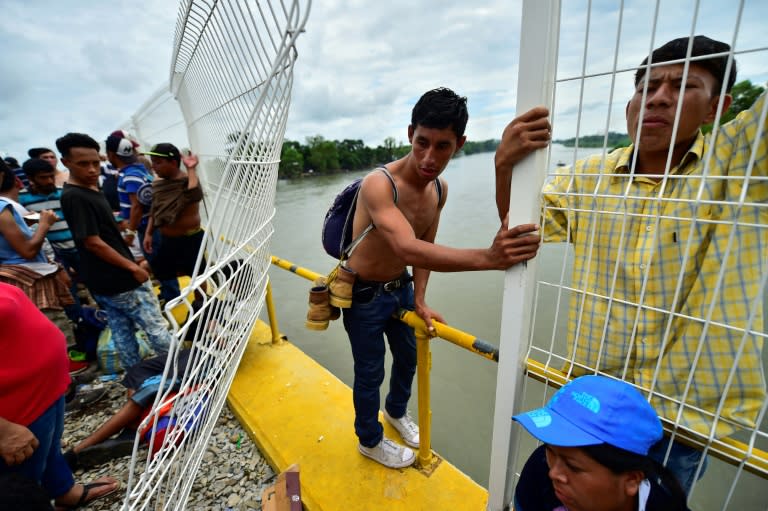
[142,143,205,302]
[343,87,542,468]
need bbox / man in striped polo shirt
[105,131,151,250]
[106,131,177,303]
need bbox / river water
[264,146,766,510]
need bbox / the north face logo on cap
[526,409,552,428]
[571,391,600,413]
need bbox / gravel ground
[61,373,275,510]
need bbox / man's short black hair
[411,87,469,139]
[3,156,20,169]
[27,147,54,159]
[55,133,100,158]
[635,35,737,95]
[22,158,55,179]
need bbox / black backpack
[321,167,442,260]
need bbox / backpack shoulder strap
[378,166,398,203]
[435,177,444,208]
[342,166,397,259]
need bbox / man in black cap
[142,143,205,301]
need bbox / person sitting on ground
[0,160,75,346]
[28,147,69,188]
[0,282,119,508]
[66,256,253,469]
[143,144,206,303]
[58,132,173,371]
[512,375,689,511]
[65,349,193,470]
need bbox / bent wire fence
[121,1,310,509]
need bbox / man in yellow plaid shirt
[496,35,766,494]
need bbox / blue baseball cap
[512,375,663,455]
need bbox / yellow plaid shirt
[542,91,767,437]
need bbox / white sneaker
[358,437,415,468]
[383,409,420,448]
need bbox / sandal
[56,477,120,510]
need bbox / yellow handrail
[267,255,768,478]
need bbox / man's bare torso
[346,160,442,281]
[159,199,201,236]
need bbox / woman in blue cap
[512,375,689,511]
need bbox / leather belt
[356,272,412,292]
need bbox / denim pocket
[353,285,378,305]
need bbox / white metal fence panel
[502,1,767,510]
[121,2,310,509]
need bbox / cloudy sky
[2,0,767,160]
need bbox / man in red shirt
[0,283,119,507]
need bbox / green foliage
[702,79,765,133]
[305,135,340,174]
[552,131,631,149]
[273,135,512,178]
[462,139,499,155]
[279,145,304,178]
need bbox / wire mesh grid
[121,1,310,509]
[516,1,767,509]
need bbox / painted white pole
[486,1,559,509]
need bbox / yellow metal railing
[266,255,768,478]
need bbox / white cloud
[2,0,766,160]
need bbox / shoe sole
[383,412,420,448]
[305,319,329,330]
[329,294,351,308]
[358,444,415,469]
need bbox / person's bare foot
[54,476,119,509]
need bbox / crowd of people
[0,131,205,508]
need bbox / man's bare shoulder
[360,167,397,202]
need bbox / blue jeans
[649,436,708,495]
[342,277,416,448]
[138,229,180,303]
[0,397,74,498]
[54,246,84,323]
[94,281,172,370]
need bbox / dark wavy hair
[27,147,54,159]
[635,35,737,95]
[581,443,688,510]
[411,87,469,139]
[55,132,100,158]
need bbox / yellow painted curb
[228,321,488,510]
